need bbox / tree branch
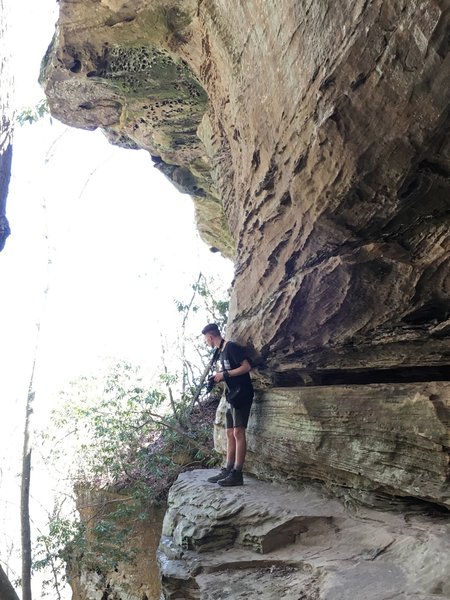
[134,412,211,456]
[159,334,179,423]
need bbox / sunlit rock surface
[68,488,164,600]
[159,470,450,599]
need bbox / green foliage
[32,508,80,597]
[16,99,49,125]
[33,518,75,570]
[33,503,138,594]
[51,361,169,490]
[36,273,229,594]
[39,358,220,593]
[174,272,229,332]
[170,273,229,406]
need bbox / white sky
[0,0,234,594]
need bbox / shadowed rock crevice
[272,364,450,387]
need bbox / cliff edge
[159,469,450,599]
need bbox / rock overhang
[40,0,235,257]
[40,0,450,506]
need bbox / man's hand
[213,359,251,383]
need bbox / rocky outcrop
[41,0,449,550]
[224,0,450,380]
[68,488,165,600]
[159,469,450,599]
[40,2,450,596]
[39,0,234,257]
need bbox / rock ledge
[158,469,450,599]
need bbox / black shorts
[225,401,253,429]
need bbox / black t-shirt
[219,341,254,403]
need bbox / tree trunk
[0,564,20,600]
[20,346,41,600]
[20,385,34,600]
[18,164,50,600]
[0,0,13,252]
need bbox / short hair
[202,323,221,336]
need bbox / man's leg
[207,425,235,483]
[218,427,247,487]
[226,427,236,468]
[218,404,252,486]
[233,426,246,470]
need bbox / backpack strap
[219,348,231,393]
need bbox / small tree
[172,272,229,410]
[33,273,229,595]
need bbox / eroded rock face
[68,488,164,600]
[41,1,450,505]
[215,382,450,508]
[40,0,234,256]
[41,3,450,596]
[211,0,450,380]
[159,470,450,599]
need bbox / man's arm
[214,359,251,382]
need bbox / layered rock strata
[215,381,450,509]
[159,469,450,599]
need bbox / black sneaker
[207,467,231,483]
[217,469,243,487]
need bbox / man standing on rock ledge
[202,323,254,487]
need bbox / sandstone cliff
[40,0,450,376]
[68,487,164,600]
[41,0,450,506]
[40,1,450,597]
[216,382,450,509]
